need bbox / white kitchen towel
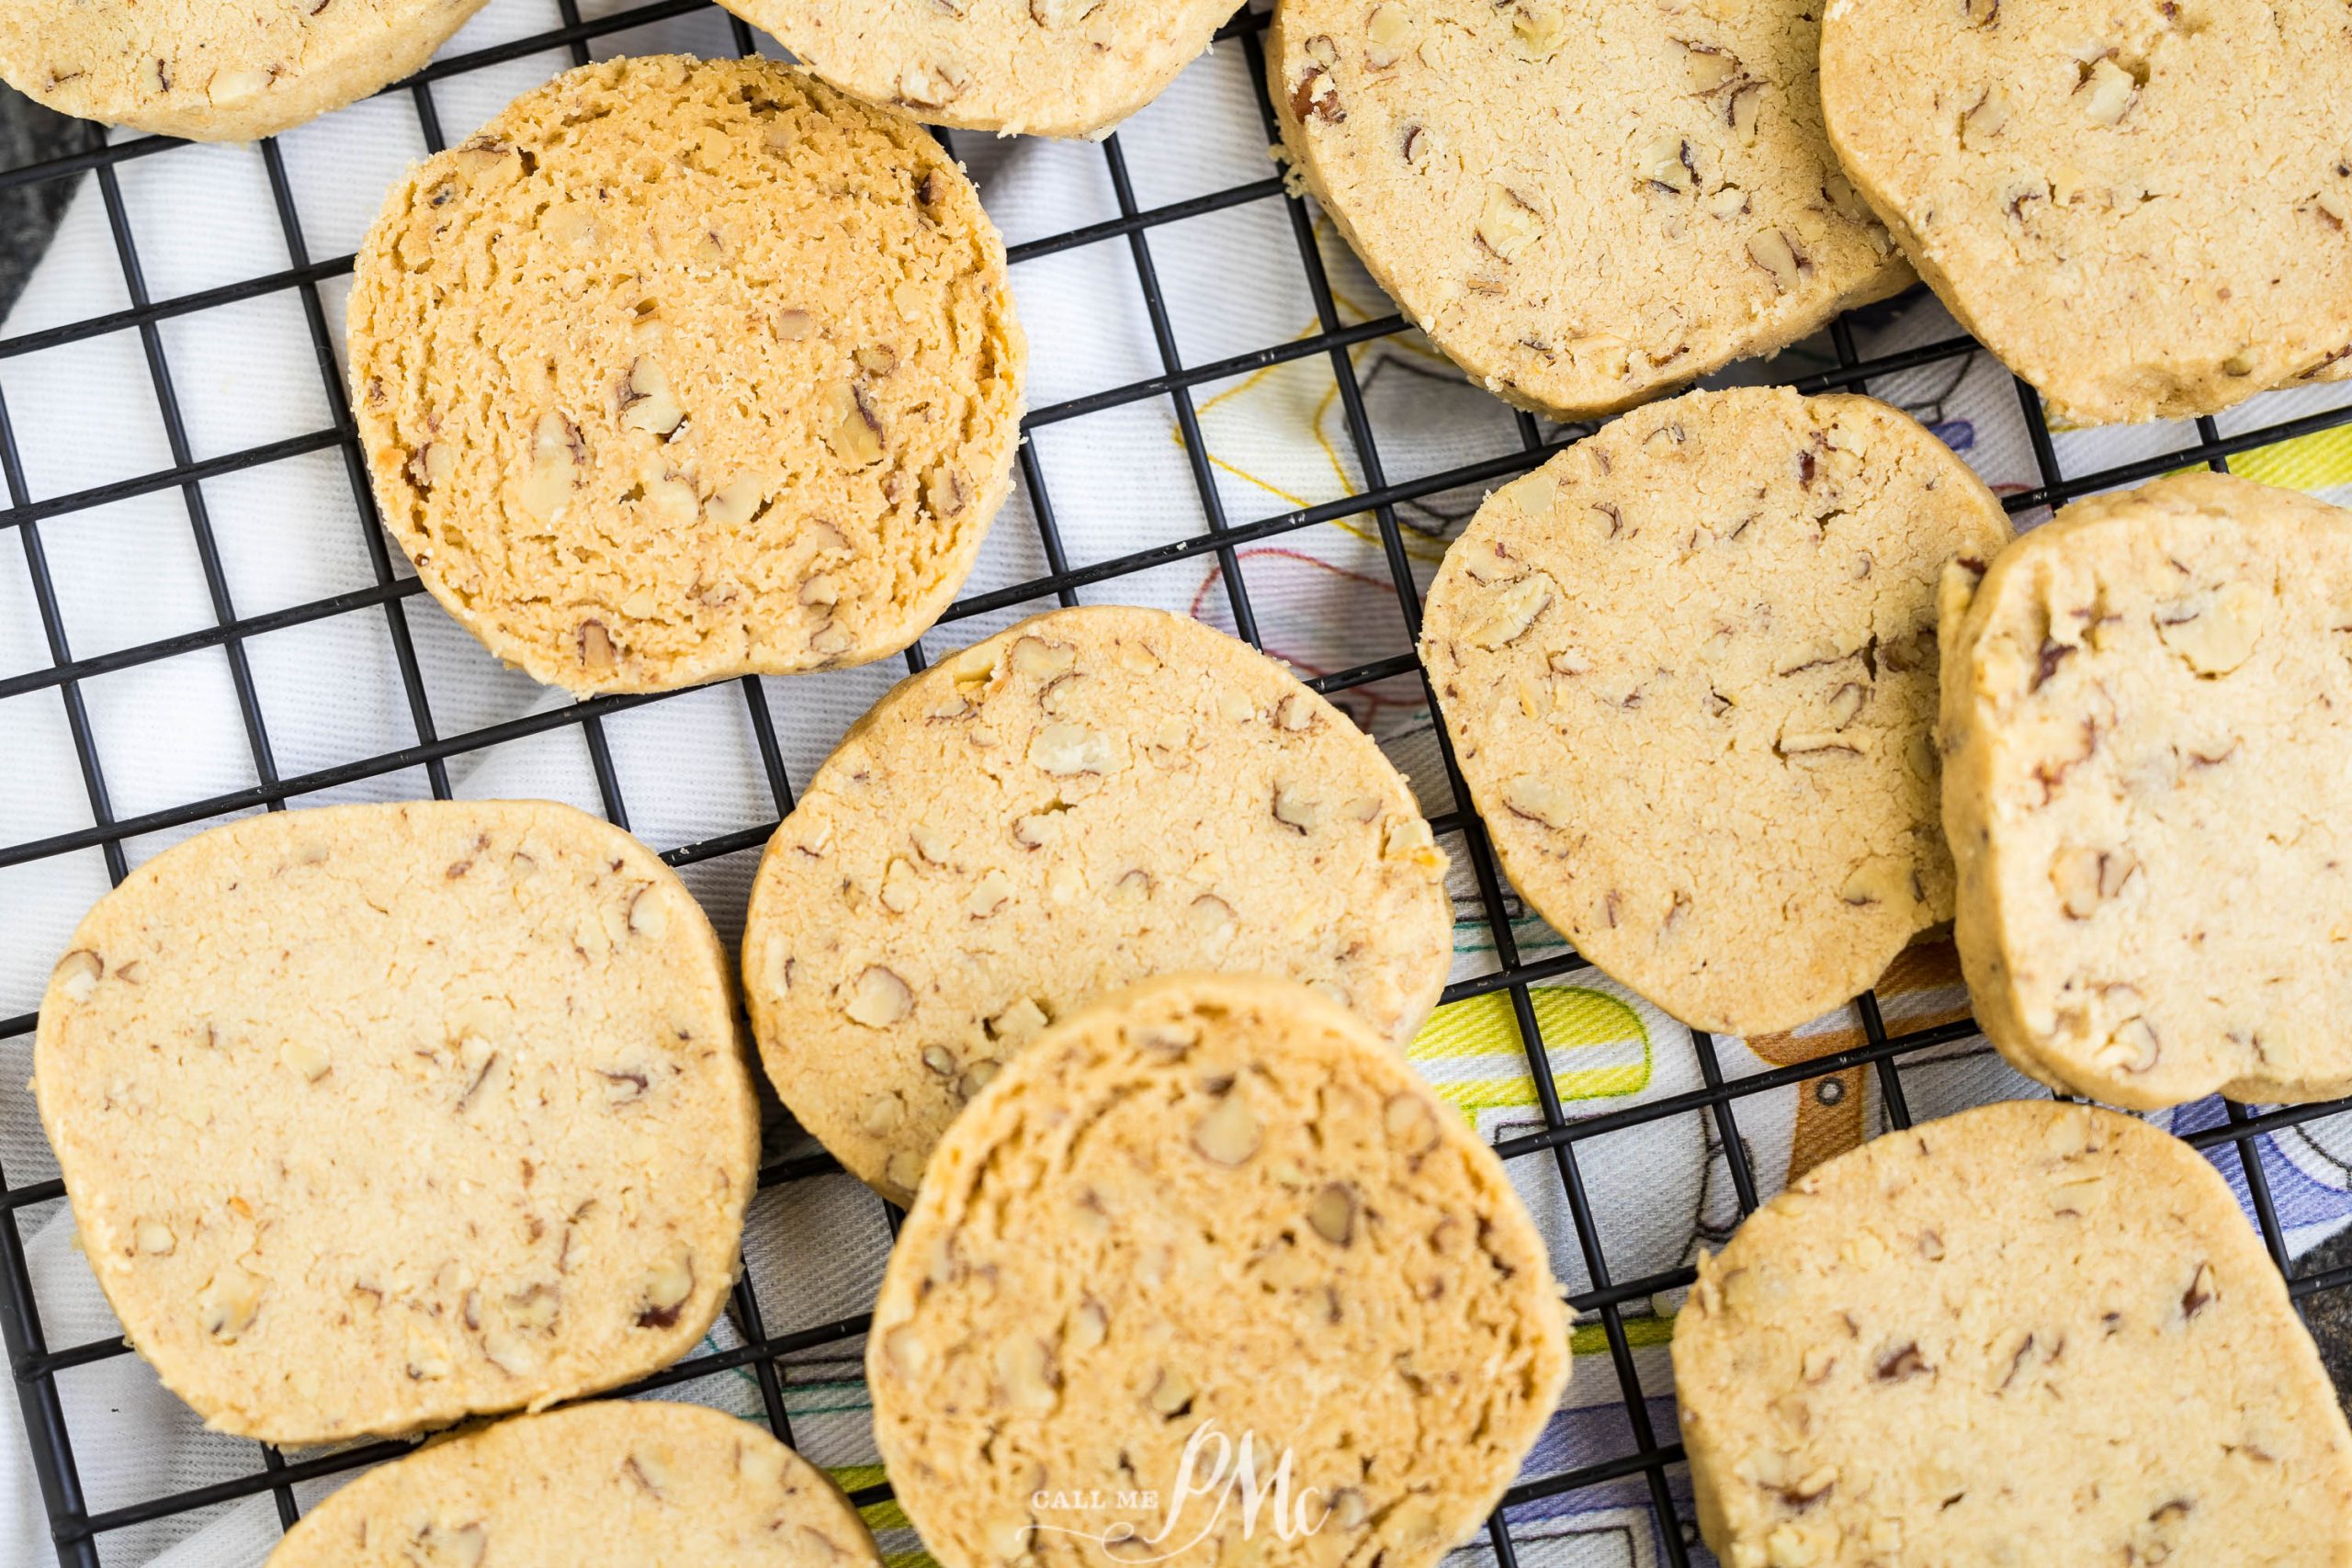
[6,1,2352,1563]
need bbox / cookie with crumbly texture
[1266,0,1909,420]
[1673,1100,2352,1568]
[869,974,1569,1568]
[1420,388,2010,1036]
[1939,472,2352,1108]
[741,605,1452,1206]
[1821,0,2352,426]
[266,1401,878,1566]
[34,802,757,1445]
[0,0,487,141]
[348,55,1025,695]
[718,0,1243,138]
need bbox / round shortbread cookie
[1672,1100,2352,1568]
[1939,472,2352,1108]
[868,974,1570,1568]
[348,55,1025,695]
[1419,388,2011,1036]
[717,1,1243,138]
[33,801,758,1445]
[0,0,488,141]
[1821,0,2352,426]
[741,605,1453,1206]
[266,1401,879,1566]
[1266,0,1910,420]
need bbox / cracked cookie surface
[1266,0,1909,420]
[1939,472,2352,1107]
[1821,0,2352,425]
[33,801,758,1445]
[718,0,1244,138]
[1420,388,2010,1036]
[1672,1100,2352,1568]
[0,0,488,141]
[868,973,1570,1568]
[266,1400,878,1566]
[348,55,1025,695]
[741,605,1452,1207]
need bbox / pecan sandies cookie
[742,605,1452,1206]
[1676,1101,2352,1567]
[1941,471,2352,1106]
[36,802,756,1443]
[0,0,489,140]
[1822,0,2352,423]
[1423,387,2008,1035]
[719,0,1244,137]
[349,56,1024,694]
[1269,0,1909,418]
[870,975,1570,1568]
[267,1402,879,1566]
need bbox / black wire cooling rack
[6,4,2352,1564]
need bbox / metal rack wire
[3,4,2350,1564]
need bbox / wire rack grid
[2,3,2351,1565]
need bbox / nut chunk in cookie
[1940,471,2352,1107]
[1674,1101,2352,1567]
[869,974,1569,1568]
[1421,387,2009,1036]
